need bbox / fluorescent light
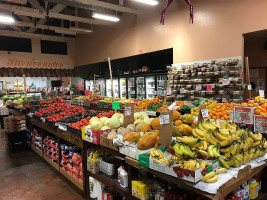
[70,27,93,33]
[0,15,14,23]
[133,0,159,6]
[92,13,120,22]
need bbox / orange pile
[134,97,162,110]
[209,102,238,120]
[240,100,259,107]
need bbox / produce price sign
[254,115,267,134]
[124,106,132,116]
[160,115,170,125]
[201,109,209,119]
[233,106,255,125]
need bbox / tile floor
[0,130,83,200]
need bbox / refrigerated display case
[106,78,119,97]
[85,79,105,96]
[136,77,145,99]
[157,75,167,97]
[119,78,127,98]
[85,80,94,91]
[127,77,136,99]
[98,78,105,96]
[146,76,156,99]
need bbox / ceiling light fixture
[70,27,93,33]
[92,13,120,22]
[0,14,14,23]
[133,0,159,6]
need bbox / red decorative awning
[0,67,78,77]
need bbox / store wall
[75,0,267,66]
[0,38,75,69]
[245,37,267,68]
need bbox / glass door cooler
[85,80,94,91]
[127,77,136,99]
[136,77,145,99]
[157,75,167,97]
[98,78,105,96]
[146,76,156,99]
[106,79,119,98]
[119,78,127,98]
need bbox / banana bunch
[207,144,221,158]
[178,159,210,171]
[150,149,170,166]
[172,142,196,159]
[249,131,263,142]
[201,171,218,183]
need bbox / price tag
[146,111,157,116]
[234,106,255,125]
[201,109,209,119]
[168,102,179,111]
[254,115,267,134]
[124,106,132,116]
[196,85,202,91]
[160,115,170,125]
[206,85,212,91]
[208,159,219,173]
[112,101,120,110]
[248,85,252,90]
[259,90,265,98]
[167,87,171,95]
[222,79,230,86]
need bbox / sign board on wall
[6,58,64,68]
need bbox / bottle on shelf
[117,163,123,184]
[119,166,128,188]
[159,188,165,200]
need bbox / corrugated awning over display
[0,68,77,77]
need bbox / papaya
[174,119,183,127]
[140,124,151,132]
[137,131,159,150]
[151,118,160,130]
[177,124,192,136]
[173,111,181,121]
[123,132,140,143]
[181,114,194,125]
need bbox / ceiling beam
[0,29,75,41]
[0,20,92,35]
[47,0,139,14]
[1,0,27,4]
[0,3,110,25]
[27,4,67,33]
[28,0,46,11]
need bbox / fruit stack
[61,144,83,183]
[43,136,59,164]
[172,119,267,183]
[31,129,42,151]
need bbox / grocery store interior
[1,0,267,200]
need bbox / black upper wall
[74,48,173,79]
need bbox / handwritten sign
[201,109,209,119]
[259,90,265,98]
[167,87,171,95]
[206,85,212,91]
[159,115,170,125]
[234,106,255,125]
[124,106,132,116]
[254,115,267,134]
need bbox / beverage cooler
[127,77,136,99]
[85,80,94,91]
[156,75,167,97]
[119,78,127,98]
[85,79,105,96]
[106,78,119,98]
[136,77,146,99]
[98,78,105,96]
[146,76,156,99]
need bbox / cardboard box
[138,148,218,183]
[87,159,100,174]
[83,100,91,107]
[82,127,111,145]
[100,134,119,151]
[132,178,152,200]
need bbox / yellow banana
[205,175,218,183]
[176,136,199,146]
[215,168,227,174]
[201,171,216,181]
[194,128,205,138]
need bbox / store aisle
[0,130,83,200]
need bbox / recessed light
[92,13,120,22]
[133,0,159,6]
